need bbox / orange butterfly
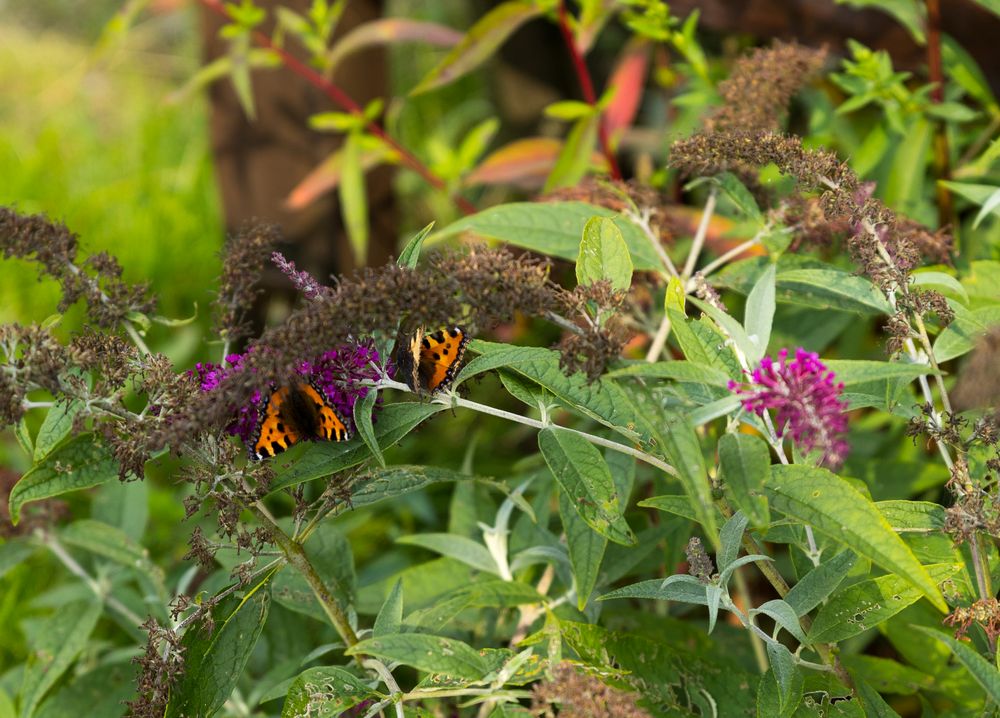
[394,326,469,394]
[250,382,350,460]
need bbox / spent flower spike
[729,347,849,468]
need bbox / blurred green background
[0,0,221,348]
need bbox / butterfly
[250,382,350,460]
[394,326,469,394]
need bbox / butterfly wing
[417,327,468,393]
[301,383,351,442]
[393,327,423,393]
[252,387,302,460]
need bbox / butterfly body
[395,326,468,394]
[251,382,349,460]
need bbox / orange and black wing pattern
[416,327,468,394]
[251,383,350,460]
[252,386,302,460]
[301,383,350,442]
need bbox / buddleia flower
[730,348,849,468]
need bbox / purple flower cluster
[729,348,849,468]
[190,339,381,449]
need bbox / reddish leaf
[411,1,542,95]
[464,137,606,190]
[603,39,650,140]
[327,19,463,73]
[286,141,397,210]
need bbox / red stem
[556,0,623,181]
[199,0,477,216]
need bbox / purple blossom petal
[729,347,849,468]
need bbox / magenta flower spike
[729,348,850,468]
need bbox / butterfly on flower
[394,326,469,394]
[250,382,350,460]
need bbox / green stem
[247,504,359,650]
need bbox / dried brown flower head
[685,536,715,583]
[530,663,651,718]
[0,208,154,328]
[707,41,827,134]
[0,323,69,426]
[945,598,1000,643]
[127,618,185,718]
[213,222,282,345]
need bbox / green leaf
[352,390,384,468]
[605,359,730,386]
[774,268,893,315]
[33,400,82,462]
[0,540,35,580]
[823,360,932,386]
[808,563,958,643]
[599,574,709,606]
[637,494,725,527]
[9,435,118,525]
[877,500,945,532]
[19,600,102,718]
[910,270,969,306]
[844,655,933,696]
[854,677,904,717]
[666,309,739,377]
[783,550,857,616]
[459,342,646,440]
[397,533,499,574]
[166,575,272,718]
[753,599,808,645]
[339,130,369,265]
[397,222,434,268]
[576,216,633,292]
[544,100,595,121]
[744,263,775,363]
[912,627,1000,704]
[373,579,403,637]
[411,1,542,95]
[718,433,771,527]
[933,305,1000,362]
[559,488,607,610]
[267,403,443,493]
[544,114,599,192]
[835,1,925,47]
[60,519,163,588]
[538,428,635,546]
[659,417,718,548]
[346,634,487,680]
[718,511,749,573]
[716,171,763,222]
[766,641,803,717]
[766,465,948,611]
[351,465,479,508]
[431,202,662,270]
[14,418,33,456]
[974,187,1000,229]
[272,524,354,623]
[280,666,378,718]
[689,296,757,368]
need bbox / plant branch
[247,503,360,652]
[555,0,622,181]
[682,188,718,279]
[375,378,679,478]
[39,530,146,627]
[198,0,476,216]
